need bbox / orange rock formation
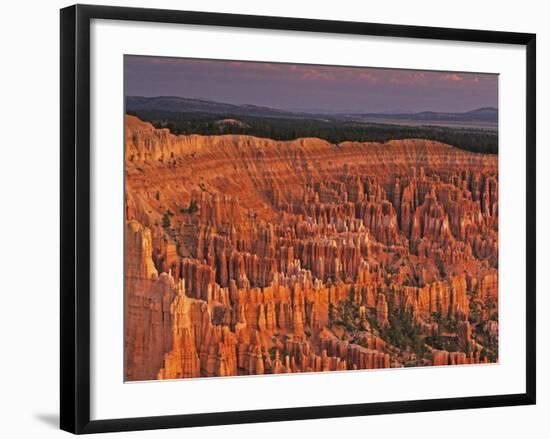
[124,115,498,381]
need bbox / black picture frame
[60,4,536,434]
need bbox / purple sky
[125,55,498,114]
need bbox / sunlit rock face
[124,115,498,381]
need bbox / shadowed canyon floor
[124,115,498,381]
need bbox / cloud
[440,73,464,82]
[125,55,498,112]
[386,71,428,85]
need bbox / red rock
[376,293,390,329]
[124,116,499,380]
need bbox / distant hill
[126,96,497,128]
[126,96,301,119]
[351,107,498,124]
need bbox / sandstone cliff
[124,115,499,381]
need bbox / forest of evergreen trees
[128,110,498,155]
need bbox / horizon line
[126,95,498,116]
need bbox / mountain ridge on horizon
[126,95,498,122]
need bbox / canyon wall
[124,115,499,381]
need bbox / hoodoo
[124,115,499,381]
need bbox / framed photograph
[60,4,536,434]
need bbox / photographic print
[124,56,499,382]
